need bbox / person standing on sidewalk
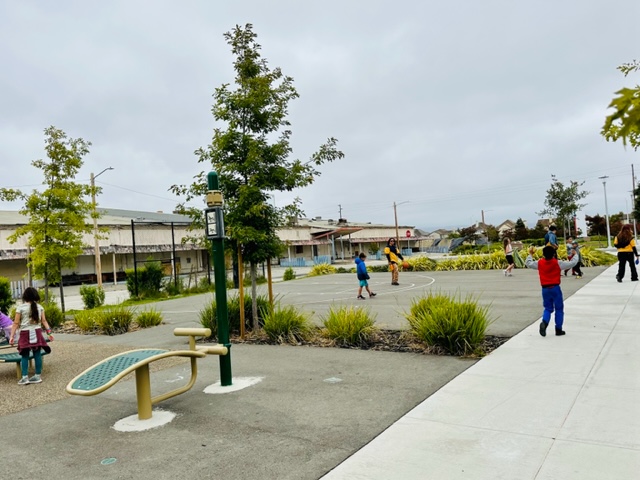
[384,238,404,286]
[9,287,52,385]
[525,245,578,337]
[355,253,376,300]
[614,224,639,282]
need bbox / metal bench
[0,349,51,378]
[66,328,228,420]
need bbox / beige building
[0,210,435,284]
[0,209,205,284]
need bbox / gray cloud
[1,0,638,232]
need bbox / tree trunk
[250,262,258,330]
[57,258,65,315]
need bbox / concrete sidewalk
[323,264,640,479]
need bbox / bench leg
[16,363,20,379]
[135,364,153,420]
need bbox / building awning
[312,227,363,240]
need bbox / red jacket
[538,257,560,286]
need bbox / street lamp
[91,167,114,287]
[599,176,612,249]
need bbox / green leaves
[537,174,588,228]
[602,60,640,150]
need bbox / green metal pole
[208,171,232,386]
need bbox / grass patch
[321,305,378,347]
[405,291,491,355]
[261,303,312,344]
[307,264,337,276]
[136,308,163,328]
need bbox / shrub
[0,277,14,314]
[125,261,164,298]
[283,267,296,281]
[199,293,270,339]
[136,308,163,328]
[405,291,491,355]
[261,303,312,344]
[335,267,349,273]
[321,305,378,347]
[95,305,134,335]
[43,301,65,329]
[74,310,97,332]
[163,277,184,297]
[79,285,105,309]
[308,264,337,276]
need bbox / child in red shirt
[525,245,578,336]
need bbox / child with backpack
[9,287,52,385]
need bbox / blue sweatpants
[541,286,564,328]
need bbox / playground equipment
[66,328,227,420]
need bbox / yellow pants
[390,263,399,283]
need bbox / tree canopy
[538,175,589,236]
[0,126,94,308]
[602,60,640,150]
[170,24,344,325]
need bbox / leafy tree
[458,226,480,243]
[514,218,528,240]
[634,183,640,223]
[585,214,607,236]
[602,60,640,150]
[485,225,499,242]
[538,175,589,243]
[170,24,343,327]
[0,127,94,313]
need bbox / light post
[599,176,612,249]
[91,167,114,287]
[205,171,232,386]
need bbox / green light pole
[205,171,232,386]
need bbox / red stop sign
[405,230,411,238]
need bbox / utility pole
[91,167,114,287]
[394,202,400,242]
[338,204,342,219]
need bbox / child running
[355,253,377,300]
[526,246,578,337]
[9,287,52,385]
[503,237,515,276]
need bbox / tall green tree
[538,175,589,243]
[602,60,640,150]
[514,218,528,240]
[171,24,344,327]
[0,126,94,313]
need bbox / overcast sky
[1,1,638,232]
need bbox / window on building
[186,257,191,264]
[295,245,304,254]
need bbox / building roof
[0,209,192,227]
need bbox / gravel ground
[0,341,188,417]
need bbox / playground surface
[1,263,637,479]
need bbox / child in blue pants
[526,246,578,336]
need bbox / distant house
[496,220,516,236]
[276,217,425,266]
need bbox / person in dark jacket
[355,253,376,300]
[525,245,578,337]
